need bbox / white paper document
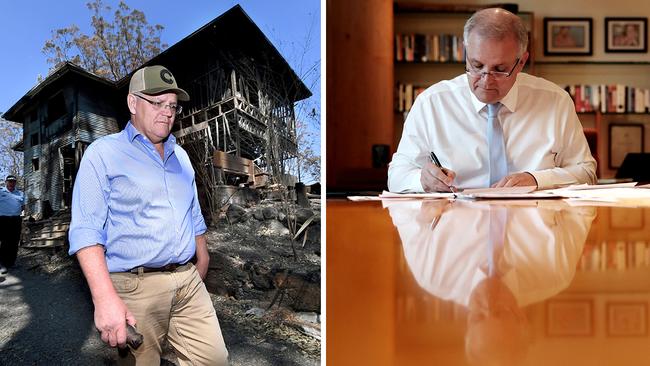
[376,186,552,200]
[349,183,650,203]
[555,182,638,191]
[377,191,454,199]
[548,187,650,200]
[458,186,560,199]
[346,196,384,201]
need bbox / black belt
[130,263,183,274]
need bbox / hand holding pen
[419,151,458,193]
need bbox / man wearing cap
[0,175,24,273]
[69,65,228,364]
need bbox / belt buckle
[164,263,179,272]
[129,263,181,274]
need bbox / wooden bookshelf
[580,207,650,272]
[537,62,650,178]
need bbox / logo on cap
[160,69,174,85]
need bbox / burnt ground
[0,199,321,365]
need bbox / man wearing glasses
[69,66,228,364]
[388,8,596,193]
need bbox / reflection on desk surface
[327,199,650,366]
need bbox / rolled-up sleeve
[68,144,110,255]
[191,178,207,236]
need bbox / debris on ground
[0,196,321,365]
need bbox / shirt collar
[468,73,521,114]
[166,133,177,147]
[1,186,20,195]
[125,120,177,161]
[125,120,177,146]
[125,121,140,142]
[163,134,177,161]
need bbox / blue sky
[0,0,321,179]
[0,0,320,112]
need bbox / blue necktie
[487,103,507,186]
[487,207,507,277]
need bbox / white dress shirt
[386,200,596,307]
[388,73,597,192]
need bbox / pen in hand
[429,151,458,193]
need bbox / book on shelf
[395,33,465,63]
[579,240,649,271]
[396,83,428,113]
[395,31,531,63]
[561,83,650,114]
[615,241,626,271]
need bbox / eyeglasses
[133,93,183,116]
[465,57,520,80]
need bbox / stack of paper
[347,182,650,205]
[377,186,554,200]
[548,183,650,203]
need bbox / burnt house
[3,5,311,218]
[4,63,125,216]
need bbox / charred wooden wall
[17,70,122,217]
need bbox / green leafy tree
[42,0,166,81]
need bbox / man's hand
[195,257,209,281]
[416,200,453,225]
[492,172,538,188]
[94,293,137,348]
[75,245,137,349]
[195,234,210,280]
[420,163,457,192]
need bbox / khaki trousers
[110,263,228,365]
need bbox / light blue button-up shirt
[0,187,24,216]
[69,122,207,272]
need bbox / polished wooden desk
[327,198,650,366]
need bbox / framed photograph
[546,299,593,336]
[610,208,645,229]
[605,17,648,53]
[609,123,644,169]
[607,302,647,336]
[544,18,593,56]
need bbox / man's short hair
[463,8,529,56]
[5,175,17,181]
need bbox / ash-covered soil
[0,198,321,365]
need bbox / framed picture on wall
[605,17,648,53]
[546,299,594,336]
[606,302,648,336]
[544,18,593,56]
[609,123,644,169]
[610,209,644,229]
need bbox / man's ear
[127,94,137,115]
[519,51,530,69]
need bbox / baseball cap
[129,65,190,101]
[5,175,17,181]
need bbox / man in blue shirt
[0,174,24,274]
[69,65,228,364]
